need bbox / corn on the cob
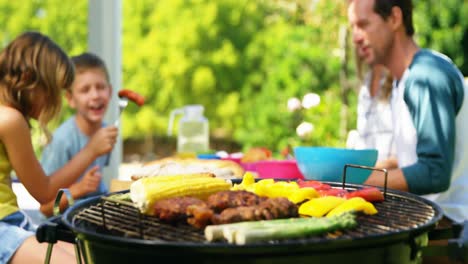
[132,172,214,182]
[130,173,232,214]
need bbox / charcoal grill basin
[60,182,443,264]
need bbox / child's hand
[72,165,102,198]
[87,126,119,156]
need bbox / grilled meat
[187,204,214,229]
[259,197,299,219]
[152,197,207,222]
[211,197,298,225]
[151,192,298,228]
[207,190,266,213]
[212,206,258,224]
[187,190,266,228]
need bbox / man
[348,0,467,223]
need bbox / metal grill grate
[70,185,437,244]
[73,199,205,242]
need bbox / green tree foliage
[121,0,271,143]
[414,0,468,75]
[0,0,87,55]
[237,21,342,149]
[121,0,349,153]
[0,0,466,156]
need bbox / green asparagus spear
[234,212,357,245]
[205,217,316,242]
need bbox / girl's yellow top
[0,142,19,219]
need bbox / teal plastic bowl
[294,147,378,184]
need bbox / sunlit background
[1,0,466,161]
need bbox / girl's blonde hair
[0,31,75,140]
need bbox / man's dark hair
[71,52,110,81]
[374,0,414,36]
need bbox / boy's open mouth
[89,103,106,113]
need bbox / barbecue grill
[36,166,467,264]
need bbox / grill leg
[43,240,82,264]
[74,238,83,264]
[44,243,54,264]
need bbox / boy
[39,52,118,217]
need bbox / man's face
[66,68,112,125]
[348,0,394,66]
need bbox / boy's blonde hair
[0,31,75,139]
[69,52,110,92]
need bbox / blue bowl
[197,153,220,160]
[294,147,378,184]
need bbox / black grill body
[53,182,445,264]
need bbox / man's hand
[374,156,399,170]
[364,168,409,192]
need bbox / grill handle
[53,188,75,216]
[36,189,76,243]
[342,164,388,199]
[35,189,82,264]
[36,215,76,244]
[448,220,468,262]
[423,220,468,262]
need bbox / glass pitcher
[168,105,209,154]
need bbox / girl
[0,31,86,263]
[347,46,398,169]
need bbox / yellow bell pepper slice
[288,187,319,204]
[326,197,378,217]
[299,196,346,217]
[231,172,256,191]
[232,176,319,203]
[241,172,256,185]
[251,179,273,196]
[262,181,299,198]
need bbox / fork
[114,97,129,126]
